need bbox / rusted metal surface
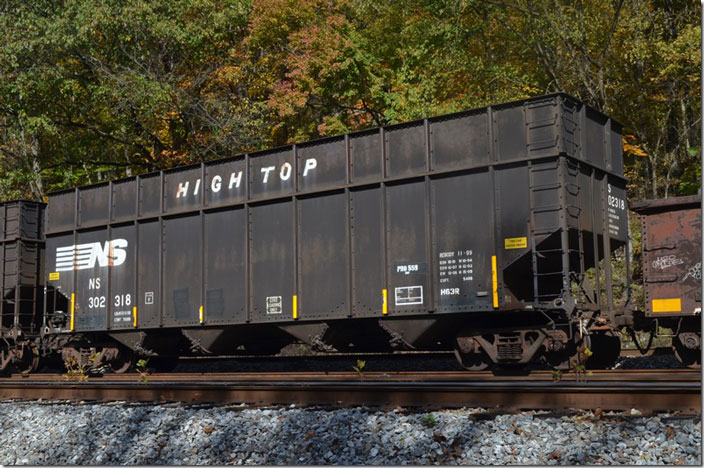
[632,195,702,317]
[0,370,699,414]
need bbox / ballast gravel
[0,402,699,465]
[614,354,686,369]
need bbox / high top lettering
[174,157,318,198]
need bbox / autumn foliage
[0,0,699,201]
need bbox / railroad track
[1,369,699,414]
[162,347,676,360]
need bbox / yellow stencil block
[652,298,682,313]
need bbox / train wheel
[16,344,39,375]
[586,331,621,369]
[544,330,592,371]
[109,350,134,374]
[453,343,490,371]
[673,336,701,368]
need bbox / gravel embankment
[0,402,699,465]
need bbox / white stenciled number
[397,264,419,274]
[607,184,625,210]
[608,194,625,210]
[88,296,106,308]
[114,294,132,307]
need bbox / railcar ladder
[528,158,585,305]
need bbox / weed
[352,359,366,373]
[569,342,594,381]
[352,359,366,380]
[136,358,150,383]
[421,413,438,428]
[63,353,98,382]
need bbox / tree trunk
[30,138,44,201]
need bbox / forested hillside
[0,0,700,201]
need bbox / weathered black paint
[0,201,45,335]
[43,93,628,334]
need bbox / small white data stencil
[266,296,283,314]
[395,286,423,306]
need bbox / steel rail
[162,347,674,359]
[7,368,699,383]
[0,370,700,414]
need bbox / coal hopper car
[40,93,630,371]
[0,200,45,373]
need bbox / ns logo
[55,239,128,272]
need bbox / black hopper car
[0,94,699,373]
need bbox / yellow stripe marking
[132,306,138,328]
[382,289,388,315]
[293,295,298,320]
[652,298,682,313]
[491,256,499,308]
[70,293,75,331]
[199,305,204,323]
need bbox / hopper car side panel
[250,200,295,323]
[350,187,384,317]
[204,209,247,325]
[136,221,161,328]
[297,192,350,319]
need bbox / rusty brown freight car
[631,195,701,366]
